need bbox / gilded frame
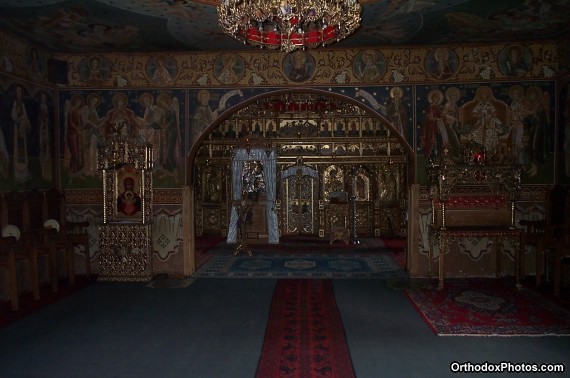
[99,135,153,224]
[114,165,143,221]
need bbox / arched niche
[187,88,415,185]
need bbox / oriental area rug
[192,253,406,279]
[405,278,570,336]
[255,279,355,378]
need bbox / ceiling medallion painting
[217,0,362,52]
[352,49,386,82]
[214,53,246,84]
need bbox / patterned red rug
[256,279,355,378]
[405,278,570,336]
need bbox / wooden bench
[1,193,40,308]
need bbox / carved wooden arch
[186,88,416,185]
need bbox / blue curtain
[226,148,278,244]
[263,149,278,244]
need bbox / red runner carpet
[256,279,355,378]
[405,278,570,336]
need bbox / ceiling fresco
[0,0,569,53]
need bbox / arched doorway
[187,89,413,244]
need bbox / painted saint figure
[522,86,550,177]
[386,87,408,138]
[356,50,383,82]
[421,89,445,159]
[138,92,161,165]
[38,92,52,181]
[83,93,103,177]
[429,48,456,80]
[156,93,181,175]
[102,93,139,138]
[217,54,239,84]
[192,90,219,143]
[441,87,462,159]
[11,85,31,182]
[151,56,174,84]
[286,51,313,82]
[87,56,103,82]
[65,95,85,175]
[469,86,506,157]
[502,45,530,77]
[507,85,530,165]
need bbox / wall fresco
[0,26,567,277]
[59,89,185,189]
[0,28,565,192]
[0,32,46,83]
[0,81,56,190]
[415,81,556,184]
[54,43,558,88]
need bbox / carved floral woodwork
[194,92,408,238]
[425,147,522,288]
[98,224,152,280]
[97,135,154,281]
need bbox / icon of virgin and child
[117,176,142,216]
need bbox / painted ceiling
[0,0,569,54]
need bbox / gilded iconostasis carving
[1,25,569,275]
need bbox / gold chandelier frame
[217,0,362,53]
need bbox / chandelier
[217,0,362,53]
